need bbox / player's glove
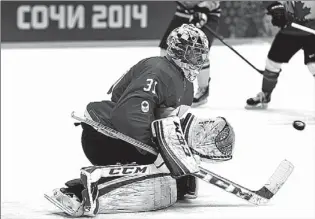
[190,12,208,28]
[266,2,290,28]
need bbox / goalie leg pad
[151,116,199,178]
[79,155,176,214]
[97,174,177,213]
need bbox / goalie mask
[182,114,235,163]
[166,24,209,82]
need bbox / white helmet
[166,24,209,82]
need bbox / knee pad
[160,48,167,56]
[307,62,315,77]
[266,58,282,73]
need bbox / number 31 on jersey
[143,79,158,94]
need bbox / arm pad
[151,116,199,178]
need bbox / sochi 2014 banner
[1,1,177,43]
[1,1,277,44]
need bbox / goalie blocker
[45,113,235,216]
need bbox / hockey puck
[293,120,305,131]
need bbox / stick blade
[265,160,294,194]
[255,160,294,204]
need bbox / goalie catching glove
[181,113,235,162]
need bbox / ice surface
[1,42,315,219]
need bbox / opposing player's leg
[246,59,282,109]
[193,15,220,107]
[246,32,303,109]
[303,34,315,77]
[192,61,210,107]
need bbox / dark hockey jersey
[87,56,193,146]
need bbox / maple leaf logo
[294,1,311,20]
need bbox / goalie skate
[44,188,84,217]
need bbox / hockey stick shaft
[72,112,293,205]
[71,112,158,156]
[203,24,264,75]
[175,1,264,75]
[196,159,293,205]
[291,22,315,35]
[194,167,264,204]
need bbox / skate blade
[44,193,76,216]
[245,103,268,110]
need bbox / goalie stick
[72,112,158,156]
[71,112,294,205]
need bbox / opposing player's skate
[245,92,271,109]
